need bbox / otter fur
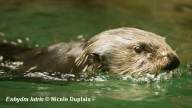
[0,27,180,79]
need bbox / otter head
[75,27,180,77]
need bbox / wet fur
[0,27,180,78]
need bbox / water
[0,0,192,108]
[0,74,192,108]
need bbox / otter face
[75,28,180,77]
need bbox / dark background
[0,0,191,63]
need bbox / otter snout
[163,54,180,70]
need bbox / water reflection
[29,81,170,101]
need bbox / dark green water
[0,75,192,108]
[0,0,192,108]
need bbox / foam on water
[0,49,185,83]
[0,57,183,83]
[0,37,187,83]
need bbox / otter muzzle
[163,54,180,70]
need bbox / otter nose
[163,54,180,70]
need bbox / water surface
[0,0,192,108]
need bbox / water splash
[0,35,188,83]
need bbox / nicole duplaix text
[5,96,95,103]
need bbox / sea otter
[0,27,180,79]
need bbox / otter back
[0,42,84,75]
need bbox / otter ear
[84,53,103,72]
[89,53,102,63]
[73,52,103,73]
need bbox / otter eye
[134,45,144,53]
